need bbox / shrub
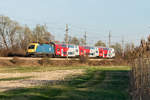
[79,55,89,64]
[131,58,150,100]
[39,57,51,66]
[11,57,21,64]
[0,49,10,57]
[7,49,26,57]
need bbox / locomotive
[26,42,55,57]
[26,42,115,58]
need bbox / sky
[0,0,150,46]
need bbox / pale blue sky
[0,0,150,46]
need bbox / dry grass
[0,69,84,92]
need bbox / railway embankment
[0,57,126,67]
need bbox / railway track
[0,57,114,61]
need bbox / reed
[131,58,150,100]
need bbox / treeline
[0,16,54,56]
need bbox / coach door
[61,49,64,56]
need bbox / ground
[0,66,130,100]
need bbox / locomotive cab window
[28,45,35,49]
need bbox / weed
[130,58,150,100]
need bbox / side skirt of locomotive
[26,52,55,58]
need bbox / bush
[131,58,150,100]
[0,49,10,57]
[79,55,89,64]
[11,57,21,64]
[7,49,26,57]
[39,57,51,66]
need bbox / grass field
[0,66,130,100]
[0,66,88,73]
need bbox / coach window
[57,48,60,51]
[63,52,67,55]
[62,45,67,47]
[68,52,74,55]
[90,53,94,55]
[68,45,74,48]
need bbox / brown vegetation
[79,55,89,64]
[130,58,150,100]
[129,35,150,100]
[0,58,126,67]
[39,57,52,66]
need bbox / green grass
[0,76,33,81]
[0,66,130,73]
[0,66,130,100]
[0,66,88,73]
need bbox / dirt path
[0,69,84,92]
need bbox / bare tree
[95,40,106,47]
[111,43,122,56]
[80,38,86,46]
[70,36,80,45]
[0,16,21,49]
[17,26,33,49]
[33,24,54,43]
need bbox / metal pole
[122,36,124,57]
[84,31,87,46]
[108,31,111,48]
[66,24,69,59]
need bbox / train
[26,42,115,58]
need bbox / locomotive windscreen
[28,45,35,49]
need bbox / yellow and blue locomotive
[26,42,55,57]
